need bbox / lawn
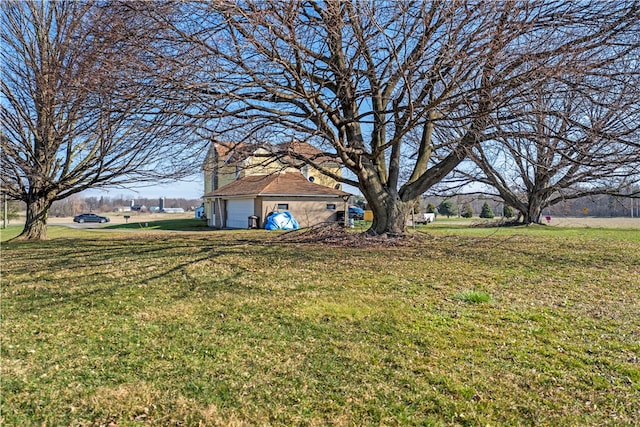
[1,224,639,426]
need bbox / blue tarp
[264,211,300,230]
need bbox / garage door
[226,199,255,228]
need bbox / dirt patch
[274,223,433,247]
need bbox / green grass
[0,225,23,241]
[453,289,492,304]
[106,218,210,231]
[2,225,639,426]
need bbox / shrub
[438,200,457,218]
[480,202,495,219]
[503,205,515,218]
[460,202,474,218]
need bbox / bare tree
[459,29,640,224]
[145,0,637,235]
[1,1,202,240]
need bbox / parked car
[348,206,365,220]
[73,213,110,223]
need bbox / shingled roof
[204,173,350,198]
[275,140,340,165]
[206,141,339,167]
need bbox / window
[326,203,336,210]
[277,203,289,210]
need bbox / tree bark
[521,205,542,225]
[16,194,54,240]
[512,190,549,225]
[367,197,413,236]
[359,171,414,235]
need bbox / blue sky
[82,175,205,200]
[80,167,364,201]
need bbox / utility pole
[2,193,7,229]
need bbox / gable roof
[204,173,350,198]
[205,141,340,168]
[275,141,340,165]
[216,142,257,164]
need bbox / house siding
[300,164,342,190]
[259,196,343,228]
[217,165,237,189]
[208,196,343,229]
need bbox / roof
[204,173,350,198]
[205,141,340,168]
[215,142,257,164]
[275,141,340,165]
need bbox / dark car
[73,213,110,224]
[348,206,365,220]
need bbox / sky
[81,173,363,202]
[81,175,205,201]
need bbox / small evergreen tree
[461,202,474,218]
[503,205,515,218]
[438,200,457,218]
[426,203,436,214]
[480,202,495,218]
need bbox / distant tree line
[422,191,639,219]
[4,192,637,225]
[48,196,203,218]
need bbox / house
[203,140,342,192]
[202,141,349,229]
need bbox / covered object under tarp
[264,211,300,230]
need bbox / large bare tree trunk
[367,197,413,236]
[359,168,415,235]
[16,194,54,240]
[522,204,543,225]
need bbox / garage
[204,173,351,229]
[226,198,255,228]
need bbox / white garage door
[226,199,255,228]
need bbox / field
[1,220,639,426]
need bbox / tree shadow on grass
[3,236,299,315]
